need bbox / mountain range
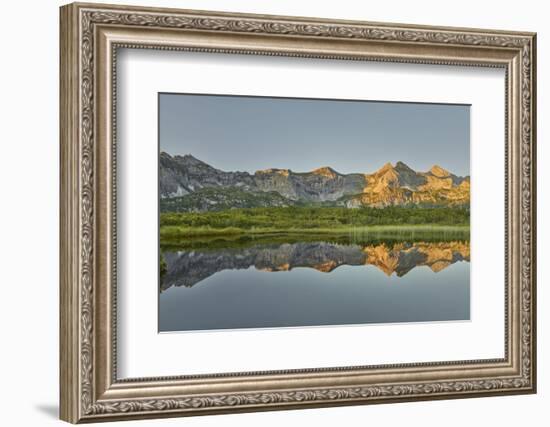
[160,152,470,212]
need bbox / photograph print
[158,93,471,333]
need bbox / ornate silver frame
[60,2,537,423]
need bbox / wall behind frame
[0,1,545,426]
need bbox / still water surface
[159,239,470,332]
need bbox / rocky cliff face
[160,152,469,211]
[160,152,256,197]
[344,163,470,208]
[254,167,367,202]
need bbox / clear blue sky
[159,93,470,176]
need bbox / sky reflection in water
[159,240,470,332]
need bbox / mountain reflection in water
[160,240,470,291]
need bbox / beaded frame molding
[60,2,536,423]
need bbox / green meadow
[160,206,469,244]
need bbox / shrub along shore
[160,206,469,241]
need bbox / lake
[159,237,470,332]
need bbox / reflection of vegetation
[161,231,470,252]
[160,252,167,277]
[160,206,469,243]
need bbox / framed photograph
[60,2,537,423]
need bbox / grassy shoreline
[160,224,470,239]
[160,225,470,252]
[160,206,469,244]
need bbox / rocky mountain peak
[376,162,395,174]
[161,152,211,168]
[395,161,414,172]
[311,166,339,178]
[256,168,291,177]
[178,153,208,166]
[429,164,450,177]
[375,161,414,175]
